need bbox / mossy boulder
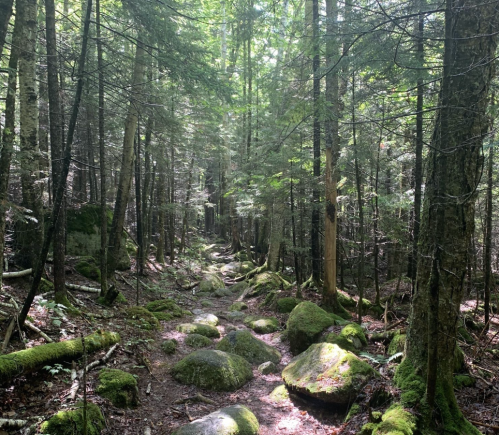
[214,288,232,297]
[185,333,213,348]
[172,350,253,391]
[171,404,259,435]
[458,325,474,344]
[41,402,105,435]
[75,257,101,282]
[229,301,248,311]
[287,301,335,354]
[176,323,220,338]
[227,311,246,322]
[277,297,299,313]
[229,281,250,294]
[258,361,278,374]
[248,271,290,297]
[282,343,376,405]
[370,404,416,435]
[326,323,367,352]
[337,291,356,308]
[221,262,254,277]
[345,403,361,422]
[388,333,406,356]
[193,313,219,326]
[199,274,225,293]
[454,374,476,389]
[125,306,160,330]
[216,330,281,364]
[96,368,139,408]
[201,300,214,308]
[161,339,178,354]
[243,315,279,334]
[145,299,188,321]
[269,385,290,403]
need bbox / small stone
[192,309,204,315]
[176,323,220,338]
[244,315,279,334]
[193,313,219,326]
[229,301,248,311]
[161,339,178,354]
[258,361,278,374]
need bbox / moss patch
[372,404,416,435]
[185,334,212,348]
[96,368,139,408]
[193,313,219,326]
[199,274,225,293]
[176,323,220,338]
[229,301,248,311]
[161,339,178,354]
[244,315,279,334]
[282,343,376,405]
[125,306,160,330]
[248,271,290,297]
[453,375,476,389]
[216,330,281,364]
[277,297,299,313]
[172,350,253,391]
[145,299,185,318]
[286,301,335,354]
[345,403,361,422]
[388,333,406,356]
[171,404,259,435]
[337,291,356,308]
[75,257,101,282]
[0,330,120,383]
[41,402,105,435]
[38,278,54,294]
[229,281,250,294]
[269,385,290,403]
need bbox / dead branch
[386,318,406,331]
[174,392,216,406]
[25,321,53,343]
[66,283,100,293]
[2,269,32,278]
[469,420,499,430]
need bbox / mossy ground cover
[41,402,105,435]
[244,315,279,333]
[125,306,160,330]
[75,256,101,282]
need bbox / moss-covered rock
[269,385,290,403]
[201,300,214,307]
[161,339,178,354]
[277,297,299,313]
[172,350,253,391]
[338,323,367,349]
[185,333,213,348]
[75,257,101,282]
[337,291,356,308]
[216,330,281,364]
[287,301,335,354]
[221,262,254,277]
[125,306,160,330]
[38,277,54,294]
[0,330,120,383]
[244,315,279,334]
[199,274,225,293]
[229,301,248,311]
[458,326,475,344]
[248,271,290,297]
[282,343,376,405]
[388,332,406,356]
[371,404,416,435]
[214,288,233,297]
[229,281,250,294]
[96,368,139,408]
[176,323,220,338]
[41,402,105,435]
[145,299,187,320]
[171,404,259,435]
[325,333,357,353]
[453,374,476,389]
[193,313,219,326]
[258,361,278,374]
[345,403,361,422]
[226,311,246,321]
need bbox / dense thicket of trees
[1,0,498,432]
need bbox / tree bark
[0,0,13,60]
[107,41,145,278]
[402,0,498,431]
[483,133,494,332]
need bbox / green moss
[341,323,367,346]
[125,306,160,330]
[325,333,357,353]
[201,300,214,307]
[96,368,139,408]
[0,330,120,383]
[176,323,220,338]
[453,375,475,389]
[287,301,335,354]
[75,257,101,282]
[66,205,112,235]
[248,271,290,296]
[216,330,281,364]
[260,290,277,307]
[199,274,225,292]
[152,312,174,321]
[269,384,290,403]
[185,334,212,348]
[388,333,406,356]
[146,299,183,315]
[229,301,248,311]
[394,359,425,407]
[115,292,127,303]
[372,404,416,435]
[38,278,54,294]
[337,291,356,308]
[359,422,377,435]
[277,297,298,313]
[41,402,105,435]
[345,403,361,422]
[229,281,250,294]
[172,350,253,391]
[244,315,279,333]
[126,240,137,255]
[454,345,465,373]
[161,339,178,354]
[457,326,474,344]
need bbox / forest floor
[1,242,499,434]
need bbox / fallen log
[66,283,100,293]
[0,330,120,384]
[2,269,32,278]
[0,418,28,429]
[25,320,53,343]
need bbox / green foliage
[75,257,101,282]
[161,339,178,354]
[125,307,160,330]
[96,368,139,408]
[43,363,71,376]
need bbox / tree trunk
[179,155,195,254]
[401,0,498,431]
[0,7,22,290]
[107,41,145,278]
[483,133,494,331]
[0,0,13,60]
[156,169,166,264]
[134,128,144,274]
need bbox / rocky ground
[0,242,498,434]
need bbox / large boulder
[199,274,225,293]
[216,330,281,364]
[287,301,335,354]
[220,262,254,277]
[244,315,279,334]
[282,343,376,405]
[172,350,253,391]
[41,402,105,435]
[171,405,259,435]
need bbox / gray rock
[171,405,259,435]
[192,309,204,315]
[193,313,219,326]
[216,330,281,364]
[258,361,278,374]
[226,311,245,321]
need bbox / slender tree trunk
[402,0,498,430]
[107,41,145,278]
[156,169,166,264]
[484,133,494,331]
[0,0,13,60]
[169,142,175,264]
[134,128,144,274]
[0,8,22,289]
[290,163,302,297]
[180,155,195,254]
